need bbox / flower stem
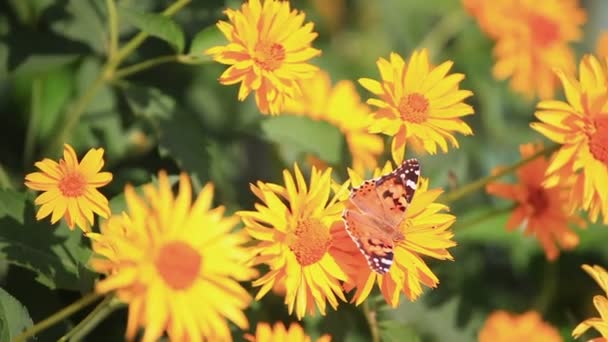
[44,0,192,156]
[13,292,104,342]
[105,0,119,59]
[417,10,468,60]
[113,55,182,79]
[57,295,121,342]
[363,300,381,342]
[440,144,560,205]
[453,204,515,231]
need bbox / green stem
[453,204,515,231]
[363,300,380,342]
[58,296,120,342]
[105,0,119,59]
[533,262,558,315]
[23,78,42,167]
[417,10,468,59]
[13,292,104,342]
[113,55,182,79]
[440,144,560,205]
[44,0,192,156]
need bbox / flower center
[287,218,331,266]
[398,93,429,124]
[527,186,549,215]
[155,240,202,290]
[588,118,608,166]
[58,172,87,197]
[253,41,286,71]
[528,13,560,47]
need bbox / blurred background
[1,0,608,340]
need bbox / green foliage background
[0,0,607,341]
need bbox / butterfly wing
[343,207,394,274]
[374,158,420,228]
[347,177,387,223]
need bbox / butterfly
[342,159,420,274]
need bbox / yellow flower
[342,162,456,307]
[238,164,352,319]
[359,49,474,161]
[479,310,563,342]
[24,144,112,232]
[89,171,256,342]
[205,0,321,115]
[245,322,331,342]
[573,264,608,341]
[466,0,585,99]
[284,70,384,173]
[530,54,608,224]
[486,143,584,261]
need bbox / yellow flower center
[155,240,202,290]
[253,41,286,71]
[528,13,560,48]
[527,186,549,215]
[58,172,87,197]
[287,218,331,266]
[398,93,429,124]
[588,118,608,165]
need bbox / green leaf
[261,115,344,165]
[379,321,421,342]
[188,25,225,62]
[122,84,175,120]
[120,6,185,53]
[0,287,33,341]
[0,189,93,290]
[36,66,76,144]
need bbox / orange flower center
[527,186,549,215]
[528,13,560,47]
[398,93,429,123]
[253,41,286,71]
[58,172,87,197]
[588,118,608,165]
[287,218,331,266]
[155,240,202,290]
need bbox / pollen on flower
[399,93,429,124]
[254,41,286,71]
[527,187,549,215]
[588,118,608,165]
[58,172,87,197]
[528,14,560,47]
[155,241,202,290]
[288,218,332,266]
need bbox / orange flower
[479,310,563,342]
[465,0,586,99]
[597,32,608,60]
[245,322,331,342]
[24,144,112,232]
[284,70,384,173]
[486,143,584,261]
[341,162,456,307]
[205,0,320,115]
[573,264,608,341]
[359,49,474,160]
[531,54,608,224]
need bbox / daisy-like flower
[530,54,608,224]
[465,0,585,99]
[573,264,608,341]
[284,70,384,173]
[24,144,112,232]
[340,162,456,307]
[238,164,353,319]
[205,0,321,115]
[485,143,584,261]
[245,322,331,342]
[359,49,474,160]
[479,310,563,342]
[88,171,256,342]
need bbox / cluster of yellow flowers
[22,0,608,341]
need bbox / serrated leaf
[0,189,93,290]
[0,287,33,341]
[261,115,344,165]
[188,25,225,62]
[120,6,185,53]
